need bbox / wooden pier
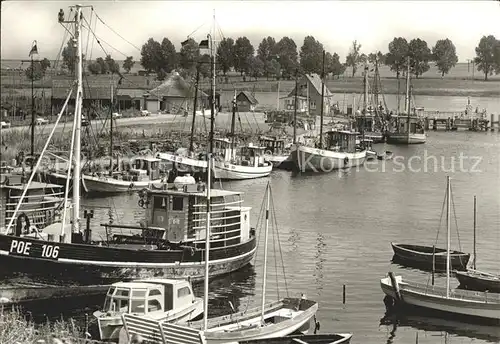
[422,111,499,132]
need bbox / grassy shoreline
[2,74,500,98]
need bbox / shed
[144,72,208,114]
[236,91,258,112]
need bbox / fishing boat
[93,278,203,341]
[123,179,318,344]
[295,52,366,172]
[391,243,470,271]
[454,196,500,292]
[1,172,64,232]
[0,281,108,305]
[259,135,290,169]
[386,57,426,145]
[0,6,256,285]
[381,177,500,324]
[82,156,166,193]
[377,151,393,160]
[239,333,353,344]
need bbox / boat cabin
[142,182,251,247]
[128,157,161,181]
[391,115,425,135]
[102,279,197,315]
[325,130,359,153]
[239,144,268,168]
[1,174,64,233]
[213,138,236,162]
[259,136,286,155]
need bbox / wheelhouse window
[172,196,183,211]
[154,196,165,209]
[148,299,162,312]
[177,286,191,298]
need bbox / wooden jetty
[422,111,491,131]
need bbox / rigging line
[271,198,280,300]
[270,185,289,297]
[53,9,73,72]
[187,20,209,39]
[450,184,463,252]
[84,10,93,65]
[93,11,141,52]
[88,7,98,62]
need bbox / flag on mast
[29,41,38,57]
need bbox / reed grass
[0,306,98,344]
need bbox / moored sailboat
[381,177,500,324]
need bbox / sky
[1,0,500,64]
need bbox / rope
[450,184,463,252]
[94,11,141,52]
[269,185,289,297]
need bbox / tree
[216,38,235,75]
[105,55,120,74]
[40,58,51,72]
[474,35,500,81]
[408,38,431,78]
[234,37,255,75]
[62,39,85,74]
[96,57,109,74]
[325,52,345,78]
[123,56,135,73]
[179,38,200,72]
[368,51,386,65]
[160,37,178,73]
[26,58,51,80]
[431,39,458,77]
[275,37,298,79]
[257,36,277,79]
[385,37,409,79]
[248,56,265,80]
[87,61,102,75]
[198,53,211,79]
[140,38,162,73]
[299,36,324,75]
[345,40,363,77]
[268,59,281,79]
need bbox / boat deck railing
[402,280,500,303]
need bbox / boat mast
[260,182,271,324]
[446,176,451,298]
[203,13,216,330]
[230,90,237,154]
[363,64,368,141]
[293,69,298,144]
[72,4,84,235]
[473,195,477,270]
[405,56,411,140]
[109,83,113,175]
[318,51,325,149]
[189,68,200,153]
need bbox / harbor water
[76,131,499,343]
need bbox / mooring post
[342,284,346,304]
[83,209,94,243]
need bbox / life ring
[183,246,195,256]
[138,199,145,208]
[264,150,272,156]
[15,212,31,236]
[343,157,349,166]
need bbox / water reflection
[314,233,326,294]
[380,308,500,343]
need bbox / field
[1,60,500,98]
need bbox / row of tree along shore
[14,34,500,83]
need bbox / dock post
[342,284,346,304]
[433,117,437,131]
[446,117,450,131]
[388,272,402,303]
[424,117,429,130]
[491,113,496,132]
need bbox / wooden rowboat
[455,269,500,292]
[391,242,470,271]
[239,333,353,344]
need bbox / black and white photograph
[0,1,499,343]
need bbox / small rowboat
[239,333,353,344]
[455,269,500,292]
[391,242,470,271]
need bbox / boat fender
[344,157,349,166]
[16,212,30,236]
[128,182,135,190]
[138,199,145,208]
[183,246,195,256]
[139,188,148,198]
[264,150,272,156]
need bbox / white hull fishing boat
[213,160,273,180]
[386,57,426,145]
[94,278,203,341]
[381,177,500,323]
[296,143,366,172]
